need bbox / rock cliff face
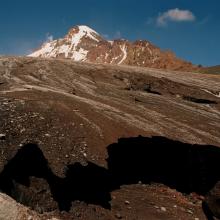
[0,56,220,219]
[29,25,197,71]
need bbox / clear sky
[0,0,219,66]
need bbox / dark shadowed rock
[205,181,220,219]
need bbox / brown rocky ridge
[29,25,198,72]
[0,56,220,219]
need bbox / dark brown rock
[205,181,220,219]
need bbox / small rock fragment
[161,207,166,212]
[75,212,81,217]
[20,128,26,133]
[187,209,193,214]
[115,213,122,219]
[0,134,6,140]
[125,200,130,205]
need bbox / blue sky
[0,0,219,66]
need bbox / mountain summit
[29,25,197,71]
[29,25,103,61]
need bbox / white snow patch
[72,48,88,61]
[29,42,55,57]
[78,25,100,41]
[147,47,152,56]
[58,44,70,57]
[152,56,158,64]
[108,41,114,46]
[105,53,109,60]
[118,44,127,64]
[203,89,220,98]
[111,55,121,64]
[71,25,99,50]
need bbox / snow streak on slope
[118,44,127,64]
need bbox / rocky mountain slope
[29,25,197,71]
[0,56,220,219]
[200,65,220,75]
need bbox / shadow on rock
[107,136,220,194]
[0,136,220,217]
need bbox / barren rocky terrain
[0,56,220,219]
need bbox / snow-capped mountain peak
[29,25,103,61]
[65,25,101,43]
[29,25,196,71]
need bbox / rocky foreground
[0,56,220,219]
